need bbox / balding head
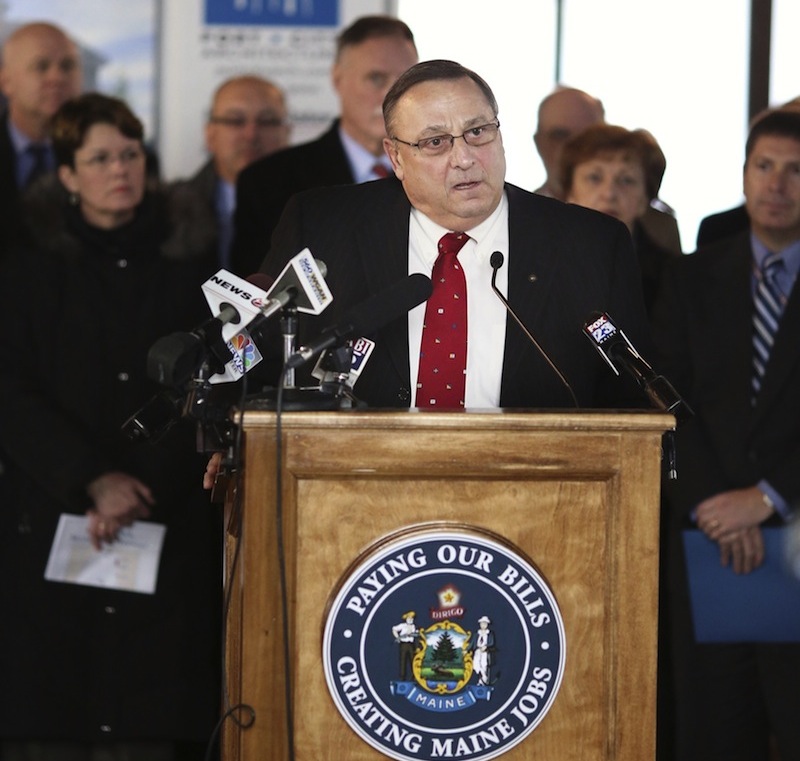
[205,75,290,183]
[1,22,82,140]
[534,86,605,199]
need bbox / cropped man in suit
[696,96,800,248]
[230,15,418,276]
[0,22,81,254]
[257,60,650,411]
[168,75,289,272]
[652,109,800,761]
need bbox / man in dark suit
[258,60,650,411]
[0,22,81,254]
[695,203,749,247]
[168,75,289,272]
[696,97,800,249]
[230,15,418,276]
[652,109,800,761]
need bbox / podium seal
[322,524,566,760]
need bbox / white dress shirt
[407,194,509,408]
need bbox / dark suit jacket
[652,232,800,519]
[260,178,651,410]
[166,159,221,275]
[231,119,354,276]
[695,204,749,248]
[650,232,800,759]
[0,113,24,257]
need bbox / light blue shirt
[338,126,393,183]
[7,120,54,189]
[215,179,236,268]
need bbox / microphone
[201,249,331,343]
[489,251,578,407]
[147,304,244,387]
[582,311,692,420]
[148,256,332,388]
[286,273,433,369]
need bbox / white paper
[45,514,166,595]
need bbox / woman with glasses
[0,93,220,760]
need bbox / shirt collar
[411,191,508,262]
[338,125,392,183]
[751,232,800,278]
[7,119,50,154]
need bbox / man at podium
[255,60,651,412]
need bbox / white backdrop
[157,0,395,181]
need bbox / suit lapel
[689,237,766,453]
[501,186,562,392]
[356,181,413,386]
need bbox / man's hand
[85,471,154,549]
[695,486,774,540]
[203,452,224,491]
[695,486,774,575]
[718,526,765,574]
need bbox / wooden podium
[221,409,672,761]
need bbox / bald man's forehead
[214,78,283,105]
[6,24,76,55]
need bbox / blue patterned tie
[752,252,785,402]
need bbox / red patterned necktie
[372,163,391,179]
[416,232,469,408]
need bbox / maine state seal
[322,524,566,760]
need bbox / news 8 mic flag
[201,248,332,343]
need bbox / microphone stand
[281,304,299,390]
[246,303,347,412]
[490,252,578,408]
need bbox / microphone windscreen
[246,272,275,290]
[345,273,433,337]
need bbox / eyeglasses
[77,147,145,171]
[392,120,500,157]
[209,115,288,130]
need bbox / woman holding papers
[0,94,220,759]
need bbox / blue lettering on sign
[205,0,339,27]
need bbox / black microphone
[490,251,578,407]
[147,270,300,388]
[147,306,240,387]
[582,311,693,421]
[286,273,433,369]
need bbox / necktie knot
[761,251,783,280]
[372,162,391,179]
[438,231,468,257]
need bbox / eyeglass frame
[75,146,146,171]
[391,120,501,155]
[208,114,288,130]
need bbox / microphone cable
[489,251,578,408]
[205,352,255,761]
[274,365,297,761]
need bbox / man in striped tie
[651,107,800,761]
